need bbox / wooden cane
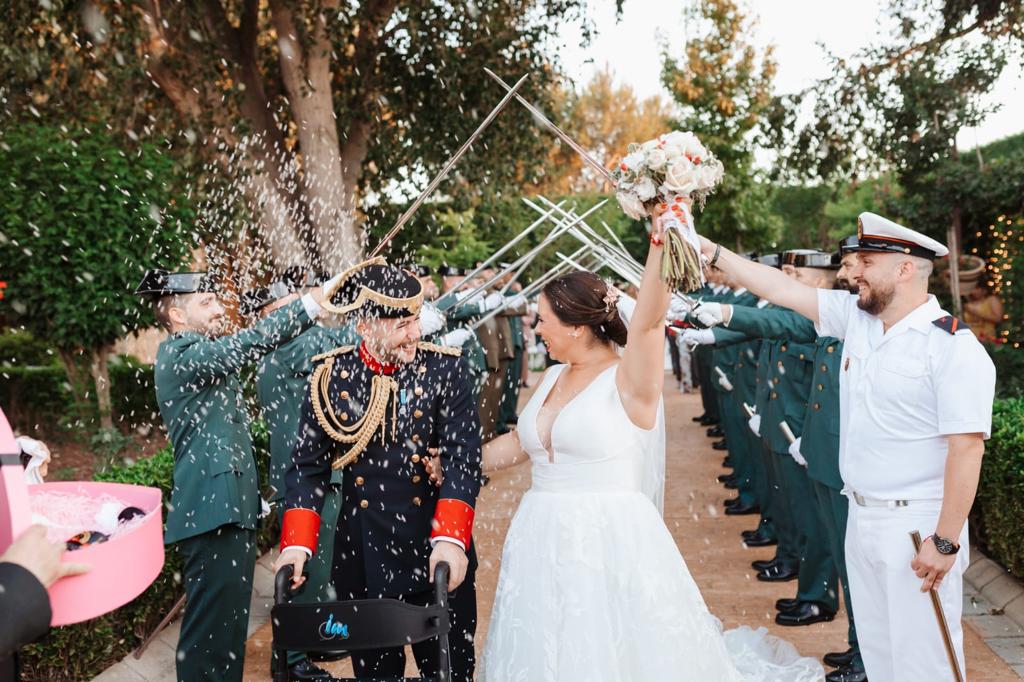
[910,530,965,682]
[133,594,186,658]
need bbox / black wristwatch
[931,534,960,555]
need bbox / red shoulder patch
[932,316,970,334]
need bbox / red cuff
[430,499,475,550]
[281,508,320,554]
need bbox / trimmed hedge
[972,397,1024,578]
[0,355,158,433]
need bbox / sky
[555,0,1024,151]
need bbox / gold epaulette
[417,341,462,357]
[311,344,356,364]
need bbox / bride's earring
[570,327,582,339]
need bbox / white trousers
[845,500,970,682]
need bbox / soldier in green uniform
[692,252,843,626]
[242,277,350,680]
[434,266,490,400]
[135,269,329,681]
[497,282,526,434]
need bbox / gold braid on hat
[310,356,399,470]
[319,256,424,317]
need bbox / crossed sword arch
[370,68,965,682]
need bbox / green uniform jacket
[256,325,351,500]
[156,299,314,544]
[799,337,843,489]
[719,305,816,453]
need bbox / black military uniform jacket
[282,341,482,598]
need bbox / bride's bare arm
[483,431,529,473]
[618,205,675,425]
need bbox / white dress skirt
[480,364,823,681]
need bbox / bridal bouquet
[612,131,724,291]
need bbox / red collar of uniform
[359,342,401,375]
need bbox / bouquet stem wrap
[658,203,704,292]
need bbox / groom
[274,258,483,682]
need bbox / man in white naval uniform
[694,212,996,682]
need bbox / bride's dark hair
[542,271,628,347]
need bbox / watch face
[934,536,957,554]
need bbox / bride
[476,203,823,681]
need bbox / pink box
[0,407,166,626]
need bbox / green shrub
[972,397,1024,577]
[989,343,1024,399]
[0,356,157,435]
[0,329,58,367]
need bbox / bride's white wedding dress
[480,363,823,681]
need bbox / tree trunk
[89,345,114,432]
[57,348,92,423]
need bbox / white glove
[681,328,715,346]
[441,327,474,347]
[788,437,808,467]
[717,376,733,392]
[479,292,504,313]
[259,498,273,519]
[323,272,343,293]
[419,303,446,336]
[747,414,761,436]
[505,293,528,310]
[693,301,726,328]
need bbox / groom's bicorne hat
[320,257,424,319]
[853,212,949,259]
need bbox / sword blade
[370,73,531,257]
[483,68,617,187]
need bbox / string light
[984,213,1023,345]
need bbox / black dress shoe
[826,663,868,682]
[721,456,733,467]
[289,659,332,680]
[751,558,778,571]
[723,479,738,489]
[741,529,759,539]
[723,496,741,507]
[775,597,799,611]
[506,415,518,425]
[712,439,729,451]
[693,413,708,423]
[756,564,798,582]
[775,601,837,626]
[707,426,724,437]
[725,502,760,515]
[743,533,777,547]
[717,473,735,483]
[699,415,718,426]
[823,648,857,669]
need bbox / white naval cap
[855,212,949,259]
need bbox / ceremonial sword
[369,73,530,257]
[484,68,617,187]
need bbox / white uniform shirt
[816,290,996,500]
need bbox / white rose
[616,190,648,220]
[635,177,658,201]
[697,163,722,190]
[640,139,660,152]
[663,157,697,195]
[621,151,645,171]
[646,148,668,171]
[662,131,687,147]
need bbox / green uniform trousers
[811,479,863,669]
[778,455,838,610]
[765,449,799,567]
[177,525,258,682]
[718,389,757,506]
[497,349,523,433]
